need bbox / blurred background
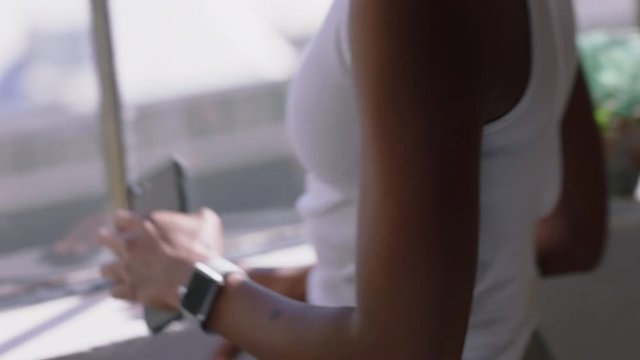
[0,0,638,359]
[0,0,330,307]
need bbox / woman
[99,0,607,359]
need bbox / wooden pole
[90,0,129,212]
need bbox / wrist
[205,256,246,278]
[224,271,250,286]
[244,266,309,301]
[206,270,251,333]
[178,258,248,332]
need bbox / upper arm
[204,2,550,359]
[349,1,529,358]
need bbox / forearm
[207,273,359,360]
[535,202,606,276]
[536,213,584,276]
[208,0,521,357]
[535,69,607,277]
[245,265,311,302]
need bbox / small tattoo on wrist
[268,309,282,321]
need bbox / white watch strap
[205,257,246,279]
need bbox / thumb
[212,338,242,360]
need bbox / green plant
[579,30,640,133]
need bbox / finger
[136,217,163,247]
[109,282,136,301]
[100,261,129,283]
[198,207,218,222]
[97,227,127,259]
[199,208,223,251]
[146,208,213,230]
[212,339,242,360]
[145,209,187,226]
[144,210,185,239]
[114,210,141,232]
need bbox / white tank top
[286,0,577,359]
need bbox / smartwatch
[178,258,245,332]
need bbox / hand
[52,211,106,258]
[98,208,223,310]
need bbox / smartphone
[129,158,188,334]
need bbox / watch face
[182,267,220,320]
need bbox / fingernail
[115,209,130,219]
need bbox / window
[0,0,107,308]
[0,0,330,310]
[108,0,330,255]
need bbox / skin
[212,266,311,359]
[535,70,608,276]
[99,0,607,359]
[209,68,609,358]
[99,209,219,309]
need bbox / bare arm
[208,1,515,358]
[535,68,608,277]
[210,265,312,359]
[245,265,311,302]
[104,1,529,359]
